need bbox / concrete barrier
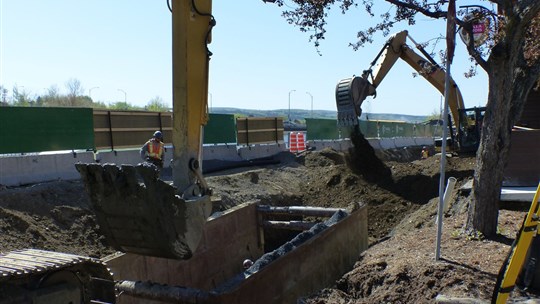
[96,150,141,166]
[367,138,382,150]
[0,151,94,186]
[414,137,435,147]
[0,137,432,187]
[237,144,286,160]
[379,138,396,150]
[308,139,353,152]
[394,137,415,148]
[203,144,243,162]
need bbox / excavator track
[0,249,115,304]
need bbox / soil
[0,133,537,303]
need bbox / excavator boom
[336,30,465,129]
[336,30,485,152]
[76,0,214,259]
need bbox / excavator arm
[336,30,466,129]
[1,2,216,303]
[76,0,215,260]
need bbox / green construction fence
[0,107,94,153]
[306,118,439,140]
[204,113,237,144]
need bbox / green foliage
[11,86,33,107]
[109,101,142,111]
[145,96,169,112]
[426,109,442,122]
[1,80,142,110]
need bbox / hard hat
[243,259,253,269]
[153,131,163,139]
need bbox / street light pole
[306,92,313,118]
[288,89,296,121]
[89,87,100,101]
[117,89,127,103]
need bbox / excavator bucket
[75,163,212,260]
[335,76,375,127]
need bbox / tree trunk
[466,62,511,237]
[466,41,540,237]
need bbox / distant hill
[209,107,428,124]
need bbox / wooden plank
[93,110,174,149]
[236,117,284,145]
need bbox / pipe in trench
[115,280,213,303]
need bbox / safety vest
[147,140,164,160]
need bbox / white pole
[436,0,456,261]
[435,55,452,261]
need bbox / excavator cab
[457,107,486,153]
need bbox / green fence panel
[306,118,340,140]
[398,122,414,137]
[358,120,377,138]
[376,121,392,138]
[431,124,443,137]
[0,107,94,153]
[204,113,236,144]
[415,124,429,137]
[393,122,400,137]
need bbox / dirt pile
[0,146,534,302]
[346,126,392,185]
[0,181,114,258]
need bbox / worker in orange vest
[421,146,429,159]
[140,131,165,169]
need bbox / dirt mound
[0,180,114,258]
[346,126,392,185]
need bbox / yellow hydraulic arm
[172,0,214,196]
[76,0,216,260]
[336,30,466,128]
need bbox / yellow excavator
[0,1,215,303]
[335,30,486,153]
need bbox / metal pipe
[115,280,211,303]
[257,205,346,217]
[262,220,317,231]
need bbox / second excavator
[335,30,486,153]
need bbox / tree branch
[383,0,447,19]
[517,0,540,25]
[488,0,508,7]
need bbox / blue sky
[0,0,490,115]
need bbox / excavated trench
[0,129,478,303]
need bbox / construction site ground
[0,138,538,303]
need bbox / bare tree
[268,0,540,237]
[0,86,8,105]
[65,78,84,106]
